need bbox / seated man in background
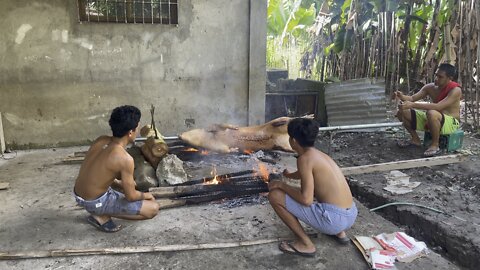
[74,105,159,232]
[268,118,357,257]
[395,63,462,157]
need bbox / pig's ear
[206,124,220,132]
[218,123,239,130]
[271,120,288,127]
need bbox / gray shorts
[285,194,357,235]
[74,187,143,216]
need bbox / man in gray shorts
[74,105,159,232]
[268,118,357,257]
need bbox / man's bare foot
[336,231,346,238]
[93,215,111,225]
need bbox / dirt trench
[317,130,480,269]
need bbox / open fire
[148,144,283,208]
[204,166,221,185]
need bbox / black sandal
[396,140,421,148]
[87,215,122,233]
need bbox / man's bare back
[268,118,357,256]
[74,136,128,200]
[73,105,159,232]
[305,148,353,209]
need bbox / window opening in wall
[78,0,178,24]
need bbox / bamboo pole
[475,0,480,129]
[459,0,464,79]
[318,122,402,132]
[401,0,413,82]
[0,238,288,260]
[383,11,389,79]
[466,0,474,125]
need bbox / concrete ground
[0,146,463,269]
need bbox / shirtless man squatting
[74,105,159,232]
[268,118,357,257]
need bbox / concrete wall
[0,0,267,148]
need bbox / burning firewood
[149,178,268,198]
[178,115,314,153]
[172,170,256,186]
[156,186,270,209]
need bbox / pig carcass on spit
[178,115,314,153]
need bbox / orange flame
[204,166,220,185]
[243,149,254,155]
[200,150,209,155]
[183,147,199,152]
[257,162,270,182]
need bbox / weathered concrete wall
[0,0,267,148]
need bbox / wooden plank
[0,182,9,190]
[341,154,467,176]
[157,198,187,209]
[0,238,287,260]
[284,154,467,188]
[60,157,84,164]
[73,151,87,157]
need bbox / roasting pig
[178,115,314,153]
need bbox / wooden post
[0,112,5,154]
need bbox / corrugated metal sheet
[325,78,387,126]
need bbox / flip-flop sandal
[327,234,350,245]
[424,148,442,157]
[278,241,316,257]
[87,215,122,233]
[396,140,421,148]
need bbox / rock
[127,146,158,191]
[156,154,189,185]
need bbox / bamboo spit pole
[317,122,402,132]
[135,122,404,143]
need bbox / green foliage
[267,0,458,82]
[267,0,288,36]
